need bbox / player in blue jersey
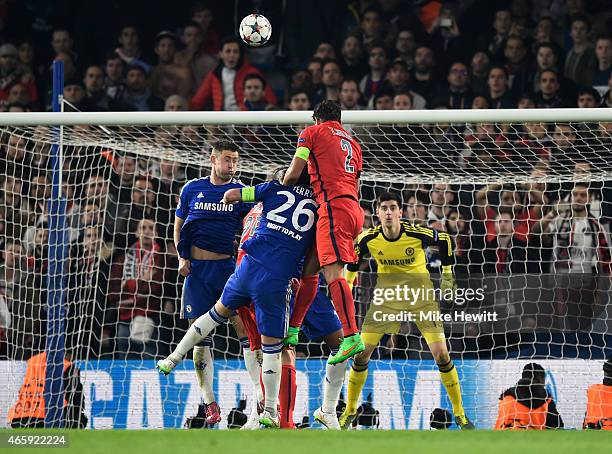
[157,168,318,428]
[165,140,252,427]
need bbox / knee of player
[432,349,450,365]
[322,263,343,282]
[215,300,233,319]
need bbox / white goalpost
[0,107,611,430]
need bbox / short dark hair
[540,68,559,80]
[341,78,360,90]
[211,140,240,155]
[373,89,394,105]
[578,87,601,102]
[308,56,323,66]
[126,64,146,76]
[243,73,266,89]
[377,191,402,208]
[288,89,311,103]
[489,65,508,78]
[570,14,591,31]
[521,363,545,383]
[105,51,124,63]
[361,5,382,20]
[220,35,242,50]
[313,100,341,123]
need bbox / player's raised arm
[222,188,243,204]
[283,152,308,187]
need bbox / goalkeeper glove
[440,266,456,294]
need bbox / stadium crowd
[0,0,611,360]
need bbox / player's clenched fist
[179,257,191,276]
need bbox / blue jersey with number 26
[240,181,317,280]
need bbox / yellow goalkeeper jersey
[346,221,454,275]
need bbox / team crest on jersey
[405,247,415,256]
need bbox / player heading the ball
[282,100,365,365]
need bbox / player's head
[312,99,341,124]
[376,192,402,228]
[521,363,545,384]
[210,140,240,182]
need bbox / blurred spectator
[174,22,217,85]
[190,36,276,111]
[373,89,393,109]
[62,78,86,111]
[0,44,37,108]
[104,52,126,100]
[108,218,164,358]
[82,65,131,112]
[394,29,416,70]
[470,51,490,96]
[504,35,530,98]
[535,70,569,108]
[289,68,312,94]
[534,183,611,330]
[429,4,468,71]
[393,92,412,110]
[531,42,577,101]
[339,78,363,110]
[313,59,342,104]
[287,89,311,111]
[50,29,76,65]
[404,193,427,226]
[411,46,437,102]
[5,84,31,109]
[427,183,455,229]
[564,15,597,89]
[359,44,388,106]
[164,94,188,111]
[115,25,151,74]
[487,66,516,108]
[517,94,536,108]
[339,35,367,81]
[242,73,275,111]
[307,57,323,91]
[120,65,164,112]
[533,16,559,50]
[380,59,426,108]
[548,124,581,174]
[435,62,473,109]
[481,210,530,274]
[577,87,601,108]
[593,36,611,94]
[352,6,388,51]
[471,95,489,109]
[190,2,220,55]
[150,31,192,100]
[487,9,513,62]
[313,42,336,61]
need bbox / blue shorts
[221,255,291,339]
[181,258,235,319]
[300,291,342,341]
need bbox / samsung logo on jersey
[380,258,415,266]
[194,202,234,211]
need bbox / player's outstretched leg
[429,339,475,430]
[156,305,229,375]
[259,337,283,428]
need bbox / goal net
[0,109,611,430]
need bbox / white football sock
[322,352,347,413]
[193,345,215,404]
[169,307,227,362]
[261,342,283,417]
[244,347,264,403]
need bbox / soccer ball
[239,14,272,47]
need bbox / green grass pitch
[2,429,611,454]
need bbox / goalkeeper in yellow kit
[339,191,474,429]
